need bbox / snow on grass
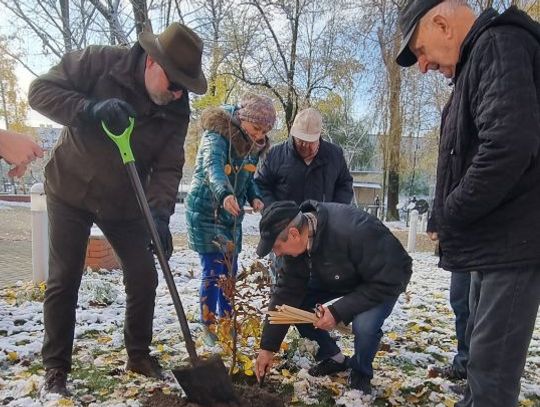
[0,201,30,210]
[0,250,538,406]
[169,204,261,236]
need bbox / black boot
[349,370,372,395]
[429,365,467,380]
[43,368,69,396]
[308,356,349,377]
[126,355,163,379]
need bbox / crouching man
[254,200,412,394]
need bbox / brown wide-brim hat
[139,23,207,95]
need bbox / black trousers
[42,194,158,371]
[449,272,471,376]
[457,268,540,407]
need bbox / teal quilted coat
[186,105,269,253]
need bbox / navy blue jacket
[254,138,353,205]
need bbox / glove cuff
[82,99,98,123]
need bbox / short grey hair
[444,0,470,9]
[423,0,472,21]
[277,212,305,242]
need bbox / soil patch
[391,230,437,253]
[143,385,284,407]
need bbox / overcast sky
[1,11,60,129]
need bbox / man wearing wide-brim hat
[28,22,207,396]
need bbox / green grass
[77,329,102,339]
[427,352,447,362]
[26,362,44,375]
[278,386,336,406]
[277,382,295,397]
[71,362,118,398]
[384,356,419,374]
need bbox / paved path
[0,240,32,287]
[0,204,33,288]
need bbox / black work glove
[85,98,136,134]
[151,210,173,260]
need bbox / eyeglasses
[163,69,185,92]
[294,137,319,148]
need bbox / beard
[149,91,174,106]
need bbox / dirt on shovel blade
[143,386,284,407]
[172,356,237,405]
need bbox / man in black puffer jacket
[254,201,412,395]
[254,107,353,206]
[255,106,353,290]
[397,1,540,406]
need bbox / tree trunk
[208,33,220,97]
[285,0,300,130]
[131,0,150,35]
[59,0,72,52]
[0,79,9,129]
[386,61,402,220]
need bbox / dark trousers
[42,195,158,371]
[296,282,398,379]
[457,268,540,407]
[449,272,471,376]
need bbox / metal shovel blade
[172,355,236,405]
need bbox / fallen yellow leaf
[443,397,456,407]
[124,387,139,397]
[7,352,18,362]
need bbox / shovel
[103,119,236,405]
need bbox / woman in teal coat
[185,92,276,341]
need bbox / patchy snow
[0,201,31,210]
[170,204,261,236]
[170,203,406,236]
[383,220,408,231]
[0,250,538,406]
[87,204,260,238]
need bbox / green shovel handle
[101,117,135,164]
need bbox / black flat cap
[396,0,445,67]
[256,201,301,257]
